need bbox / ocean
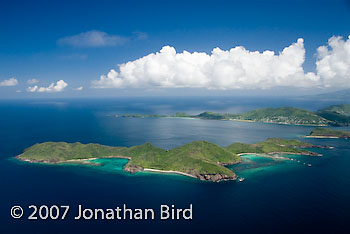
[0,97,349,234]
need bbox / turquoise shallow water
[231,153,319,179]
[231,154,287,176]
[0,97,349,234]
[88,158,129,174]
[86,155,300,181]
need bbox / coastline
[15,155,132,165]
[228,119,327,126]
[238,151,322,158]
[178,117,328,127]
[303,135,340,139]
[15,155,237,182]
[143,168,198,179]
[142,168,238,182]
[119,115,328,127]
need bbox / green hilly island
[234,107,329,125]
[17,138,322,182]
[121,104,350,126]
[316,104,350,126]
[307,127,350,139]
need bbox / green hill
[196,112,226,120]
[17,142,128,162]
[226,138,317,155]
[316,104,350,126]
[125,141,239,181]
[17,138,320,182]
[235,107,329,126]
[172,112,193,117]
[308,127,350,138]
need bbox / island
[232,107,329,126]
[120,106,332,126]
[316,104,350,126]
[17,138,324,182]
[306,127,350,139]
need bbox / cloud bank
[93,35,350,90]
[0,78,18,86]
[58,30,127,48]
[27,80,68,93]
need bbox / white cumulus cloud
[0,78,18,86]
[27,78,39,84]
[57,30,127,48]
[27,80,68,93]
[92,38,323,90]
[315,35,350,88]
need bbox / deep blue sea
[0,97,349,234]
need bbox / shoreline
[183,117,328,127]
[15,156,237,182]
[15,155,132,164]
[120,115,328,127]
[228,119,327,126]
[238,151,322,158]
[303,135,340,139]
[143,168,198,179]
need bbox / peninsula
[120,107,331,126]
[306,127,350,139]
[17,138,323,182]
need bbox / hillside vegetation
[316,104,350,126]
[309,128,350,138]
[235,107,329,125]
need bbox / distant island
[305,127,350,139]
[17,138,324,182]
[316,104,350,126]
[120,104,350,126]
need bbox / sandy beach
[143,168,197,178]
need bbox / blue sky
[0,0,350,98]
